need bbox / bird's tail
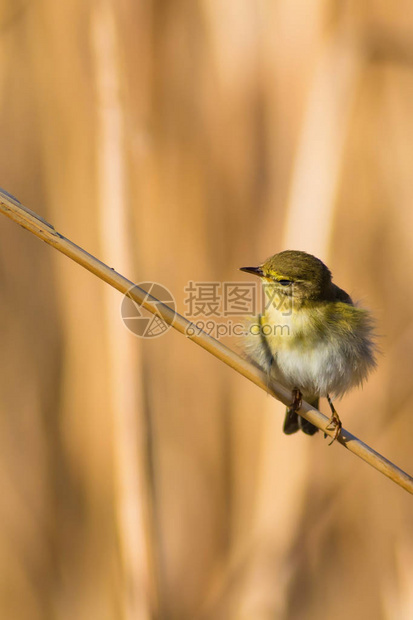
[283,397,319,436]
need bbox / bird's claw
[287,388,302,413]
[325,410,342,445]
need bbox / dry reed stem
[91,6,160,619]
[0,188,412,495]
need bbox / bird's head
[240,250,332,301]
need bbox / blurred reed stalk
[92,4,161,619]
[284,30,363,256]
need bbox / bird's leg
[283,388,303,435]
[288,388,302,413]
[325,394,342,445]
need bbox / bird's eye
[278,279,291,286]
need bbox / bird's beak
[240,266,264,277]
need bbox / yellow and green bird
[241,250,376,439]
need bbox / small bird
[240,250,376,440]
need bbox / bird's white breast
[246,299,370,400]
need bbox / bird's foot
[288,388,302,413]
[325,394,342,445]
[326,411,342,445]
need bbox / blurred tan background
[0,1,412,619]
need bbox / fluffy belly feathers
[270,342,359,399]
[244,301,375,400]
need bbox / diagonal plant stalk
[0,187,412,494]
